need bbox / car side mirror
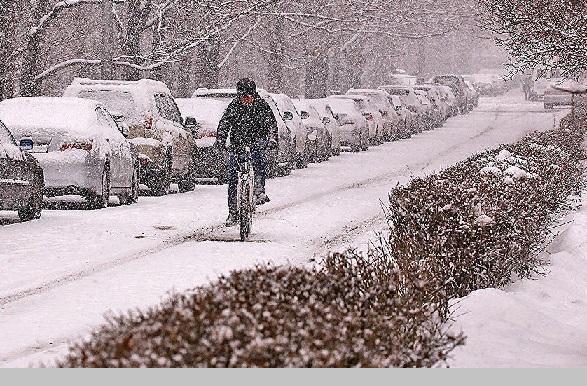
[110,111,126,122]
[283,111,294,121]
[117,122,130,138]
[299,111,310,120]
[322,116,331,125]
[19,137,33,151]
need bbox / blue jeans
[228,147,266,216]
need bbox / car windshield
[76,90,140,121]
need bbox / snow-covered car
[413,84,449,125]
[0,118,44,221]
[413,89,440,130]
[432,74,469,114]
[175,97,230,183]
[543,83,574,109]
[268,92,314,169]
[346,88,402,141]
[319,98,369,152]
[0,97,139,209]
[191,88,295,177]
[291,98,331,162]
[379,85,426,134]
[304,98,342,156]
[388,95,413,139]
[63,78,198,195]
[328,94,384,145]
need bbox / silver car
[0,97,139,209]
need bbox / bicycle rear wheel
[239,176,254,241]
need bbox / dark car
[0,119,44,221]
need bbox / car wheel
[120,165,139,205]
[89,164,111,209]
[18,188,42,221]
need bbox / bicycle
[235,146,255,241]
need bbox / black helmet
[236,78,256,97]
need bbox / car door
[96,107,132,189]
[154,93,194,175]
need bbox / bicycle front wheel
[239,176,254,241]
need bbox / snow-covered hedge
[380,113,586,319]
[55,110,586,368]
[56,253,464,368]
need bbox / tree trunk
[122,0,151,81]
[0,1,17,100]
[267,16,284,93]
[305,54,328,98]
[192,38,220,89]
[20,0,48,97]
[100,0,115,79]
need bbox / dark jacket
[217,93,278,151]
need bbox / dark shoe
[255,193,270,205]
[225,213,238,227]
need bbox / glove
[267,138,278,150]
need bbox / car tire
[89,164,111,209]
[120,165,139,205]
[18,188,42,222]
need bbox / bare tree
[479,0,587,79]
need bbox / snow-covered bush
[55,254,464,368]
[380,114,586,318]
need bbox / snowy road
[0,91,569,367]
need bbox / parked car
[346,88,402,141]
[432,74,470,114]
[175,97,230,183]
[388,95,413,139]
[191,88,295,177]
[0,118,44,221]
[63,78,198,195]
[413,89,440,130]
[0,97,139,208]
[544,81,575,109]
[413,84,449,125]
[379,85,426,133]
[464,80,480,108]
[268,92,314,169]
[318,98,369,152]
[291,98,331,162]
[304,99,342,156]
[328,94,384,145]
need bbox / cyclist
[215,78,279,227]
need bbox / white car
[0,97,139,209]
[328,94,384,145]
[304,99,342,156]
[346,88,402,141]
[175,97,230,183]
[64,78,198,195]
[317,98,369,152]
[291,98,331,162]
[191,88,295,177]
[268,93,313,169]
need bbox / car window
[76,90,139,121]
[96,107,122,137]
[0,120,17,145]
[155,93,182,124]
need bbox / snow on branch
[30,0,102,36]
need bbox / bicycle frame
[235,146,255,241]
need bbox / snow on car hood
[0,143,23,161]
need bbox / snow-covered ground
[0,90,581,368]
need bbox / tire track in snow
[0,108,553,307]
